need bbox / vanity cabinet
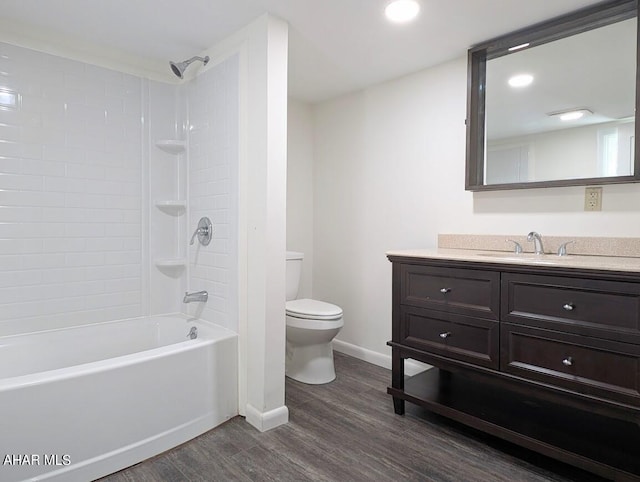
[388,255,640,481]
[399,264,500,369]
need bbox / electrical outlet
[584,187,603,211]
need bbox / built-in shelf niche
[154,200,186,215]
[153,139,186,279]
[155,139,186,155]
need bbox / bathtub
[0,314,238,482]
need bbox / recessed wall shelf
[155,140,186,155]
[154,200,187,215]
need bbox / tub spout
[183,290,208,303]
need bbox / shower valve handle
[189,227,207,245]
[189,217,213,246]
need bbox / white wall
[488,119,635,182]
[0,42,145,336]
[148,81,184,316]
[0,40,242,337]
[286,99,314,298]
[311,56,640,363]
[185,54,239,332]
[230,14,289,432]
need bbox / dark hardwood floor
[99,352,608,481]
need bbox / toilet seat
[286,299,343,320]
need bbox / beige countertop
[385,248,640,273]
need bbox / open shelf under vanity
[389,367,640,479]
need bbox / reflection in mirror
[465,0,640,191]
[485,17,637,185]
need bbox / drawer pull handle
[440,288,451,294]
[563,303,574,311]
[562,357,573,367]
[439,332,451,339]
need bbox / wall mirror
[465,0,640,191]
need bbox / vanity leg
[391,348,405,415]
[393,397,405,415]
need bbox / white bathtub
[0,314,238,482]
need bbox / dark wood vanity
[387,253,640,481]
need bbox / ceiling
[0,0,606,103]
[487,17,637,140]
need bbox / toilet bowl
[285,252,343,384]
[286,298,343,384]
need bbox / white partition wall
[169,13,290,430]
[238,14,289,431]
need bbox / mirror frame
[465,0,640,191]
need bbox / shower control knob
[189,217,213,246]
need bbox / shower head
[169,55,210,79]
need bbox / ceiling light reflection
[508,74,534,88]
[385,0,420,23]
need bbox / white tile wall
[0,42,144,335]
[148,80,186,315]
[185,55,239,331]
[0,42,240,336]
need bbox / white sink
[475,253,560,264]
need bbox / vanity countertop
[386,248,640,273]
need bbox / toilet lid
[286,299,343,320]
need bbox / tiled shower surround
[0,42,239,335]
[187,56,239,327]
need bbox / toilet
[285,251,343,384]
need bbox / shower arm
[169,55,210,79]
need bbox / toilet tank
[286,251,304,301]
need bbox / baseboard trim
[332,339,430,376]
[245,404,289,432]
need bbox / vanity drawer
[502,273,640,342]
[400,306,499,369]
[501,323,640,406]
[400,264,499,320]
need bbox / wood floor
[99,352,608,482]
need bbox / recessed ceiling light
[548,109,593,121]
[508,74,534,88]
[385,0,420,23]
[560,111,585,121]
[508,43,530,52]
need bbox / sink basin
[476,253,560,264]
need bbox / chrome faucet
[183,290,208,303]
[527,231,545,255]
[507,239,523,254]
[557,240,575,256]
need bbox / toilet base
[285,341,336,385]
